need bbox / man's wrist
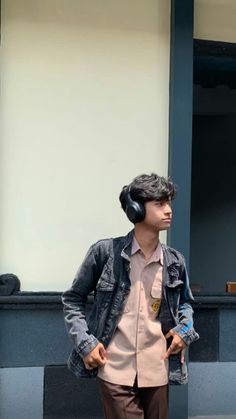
[78,336,99,358]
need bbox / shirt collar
[131,236,163,265]
[131,236,140,255]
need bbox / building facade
[1,1,236,418]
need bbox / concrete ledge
[0,292,94,309]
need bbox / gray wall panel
[188,362,236,416]
[189,308,219,362]
[219,309,236,361]
[0,309,72,367]
[44,365,103,418]
[0,367,44,419]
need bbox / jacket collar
[161,244,183,287]
[120,231,180,268]
[120,230,134,261]
[161,243,180,268]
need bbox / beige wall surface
[1,0,171,291]
[194,0,236,42]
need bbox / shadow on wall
[191,108,236,293]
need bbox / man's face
[142,200,172,232]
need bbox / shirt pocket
[150,285,162,317]
[150,284,162,299]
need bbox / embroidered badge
[151,298,161,314]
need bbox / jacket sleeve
[62,244,101,359]
[173,258,199,346]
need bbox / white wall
[194,0,236,42]
[1,0,171,291]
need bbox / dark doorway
[190,40,236,293]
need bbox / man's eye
[155,201,172,207]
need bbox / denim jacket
[62,230,199,385]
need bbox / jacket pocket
[169,354,188,385]
[96,260,116,291]
[166,282,182,318]
[166,279,183,289]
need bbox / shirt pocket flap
[151,285,162,298]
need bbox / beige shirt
[98,237,168,387]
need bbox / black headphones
[125,185,145,223]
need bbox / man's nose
[164,203,172,214]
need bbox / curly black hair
[119,173,177,212]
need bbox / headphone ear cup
[125,199,145,223]
[126,202,145,223]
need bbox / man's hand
[163,329,187,362]
[83,342,107,370]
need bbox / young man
[62,173,199,419]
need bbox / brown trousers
[97,378,168,419]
